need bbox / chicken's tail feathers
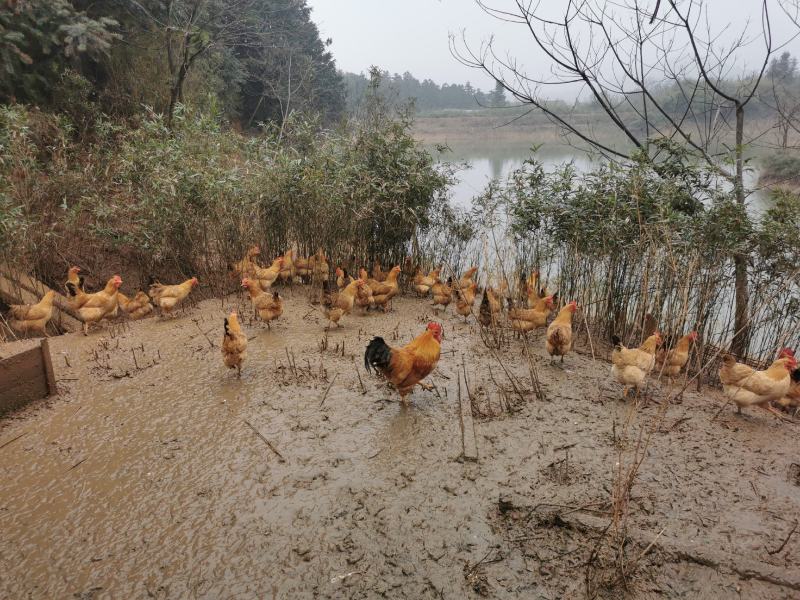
[549,328,565,346]
[611,334,623,350]
[364,336,391,373]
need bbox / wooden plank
[0,346,49,415]
[458,372,479,461]
[40,338,57,396]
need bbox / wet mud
[1,290,799,598]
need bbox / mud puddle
[1,289,799,598]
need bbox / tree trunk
[731,102,750,356]
[166,63,189,130]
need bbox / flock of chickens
[4,244,799,416]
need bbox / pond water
[430,141,773,215]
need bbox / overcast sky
[307,0,800,98]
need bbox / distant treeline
[345,54,800,148]
[342,70,507,113]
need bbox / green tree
[0,0,118,103]
[488,80,507,107]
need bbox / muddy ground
[1,289,799,599]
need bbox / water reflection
[432,141,772,215]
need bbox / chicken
[149,277,198,317]
[321,278,363,328]
[479,286,503,327]
[655,331,697,380]
[372,260,388,282]
[242,278,283,327]
[309,249,330,284]
[232,245,261,278]
[497,280,512,303]
[67,275,123,334]
[457,266,478,292]
[278,249,295,283]
[611,332,662,398]
[412,268,439,297]
[8,290,56,336]
[117,290,153,320]
[294,255,311,283]
[523,271,548,307]
[364,322,443,403]
[367,266,401,312]
[719,353,797,415]
[64,266,85,295]
[508,294,555,335]
[478,287,494,327]
[454,281,478,322]
[335,267,352,291]
[431,277,453,313]
[252,257,283,291]
[221,311,247,376]
[777,368,800,414]
[354,277,375,313]
[776,348,800,413]
[546,301,578,363]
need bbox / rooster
[149,277,198,317]
[546,301,578,364]
[611,332,662,398]
[8,290,56,336]
[364,323,443,404]
[221,312,247,376]
[719,352,797,416]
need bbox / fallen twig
[243,420,285,462]
[0,430,29,450]
[319,373,339,407]
[68,457,88,471]
[766,521,797,556]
